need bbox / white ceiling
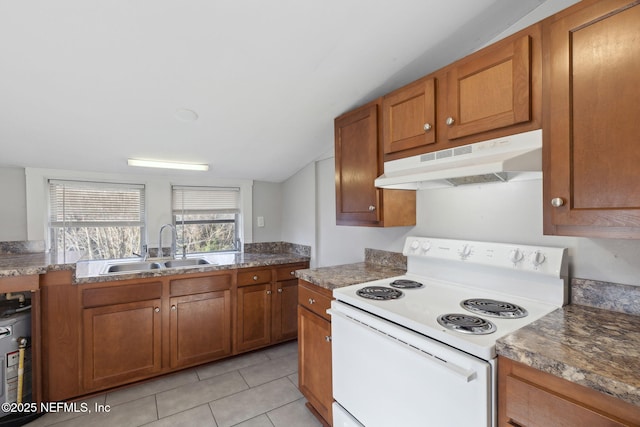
[0,0,552,182]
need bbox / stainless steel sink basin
[163,258,210,268]
[105,261,163,273]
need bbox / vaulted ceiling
[1,0,561,182]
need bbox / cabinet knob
[325,335,332,342]
[277,288,283,293]
[290,271,295,276]
[253,275,258,281]
[423,123,432,132]
[266,290,272,295]
[154,307,160,313]
[445,117,455,126]
[171,305,176,311]
[551,197,565,207]
[368,205,376,211]
[308,298,315,305]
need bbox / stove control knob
[529,250,546,267]
[410,240,420,251]
[421,241,432,253]
[509,249,524,264]
[459,244,472,260]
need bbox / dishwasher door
[329,301,493,427]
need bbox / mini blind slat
[49,180,145,224]
[172,186,240,214]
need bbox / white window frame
[48,179,146,260]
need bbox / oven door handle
[328,308,478,383]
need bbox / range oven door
[329,301,493,427]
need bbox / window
[49,180,145,260]
[172,186,241,255]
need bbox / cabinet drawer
[237,269,272,286]
[82,282,162,308]
[505,375,626,427]
[275,263,306,281]
[170,273,233,296]
[299,283,332,321]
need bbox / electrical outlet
[257,216,265,227]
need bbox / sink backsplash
[244,242,311,257]
[0,240,46,255]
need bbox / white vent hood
[375,129,542,190]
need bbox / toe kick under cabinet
[40,261,308,401]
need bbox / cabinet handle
[277,288,283,293]
[446,117,455,126]
[325,335,332,342]
[266,290,272,295]
[154,307,160,313]
[253,275,258,281]
[368,205,376,211]
[290,271,295,276]
[551,197,565,207]
[423,123,432,132]
[171,305,176,311]
[308,298,315,304]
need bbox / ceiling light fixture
[127,158,209,171]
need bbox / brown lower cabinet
[298,280,333,426]
[40,261,307,402]
[498,356,640,426]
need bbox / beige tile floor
[26,341,322,427]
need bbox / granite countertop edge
[0,252,310,285]
[496,304,640,407]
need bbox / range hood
[375,129,542,190]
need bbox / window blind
[172,186,240,215]
[49,179,145,227]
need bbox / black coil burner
[356,286,403,301]
[389,279,423,289]
[461,298,528,319]
[437,313,497,335]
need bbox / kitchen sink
[162,258,210,268]
[105,261,163,273]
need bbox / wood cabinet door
[83,299,161,391]
[298,306,333,425]
[446,34,531,140]
[335,101,381,225]
[383,77,436,155]
[272,279,298,343]
[236,283,271,352]
[170,291,231,369]
[544,0,640,238]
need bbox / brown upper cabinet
[543,0,640,238]
[382,77,437,155]
[382,24,542,161]
[446,34,532,140]
[335,99,416,227]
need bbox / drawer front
[299,284,332,320]
[170,273,233,296]
[82,282,162,308]
[275,263,306,281]
[237,268,272,286]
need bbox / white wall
[282,157,640,287]
[252,181,283,242]
[22,167,254,249]
[280,163,317,266]
[0,167,28,241]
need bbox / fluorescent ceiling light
[127,158,209,171]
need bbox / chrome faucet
[158,224,177,259]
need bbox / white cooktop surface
[332,273,559,360]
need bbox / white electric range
[329,236,568,427]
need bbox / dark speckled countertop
[0,241,311,284]
[295,248,407,290]
[497,278,640,407]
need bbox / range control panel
[402,236,567,277]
